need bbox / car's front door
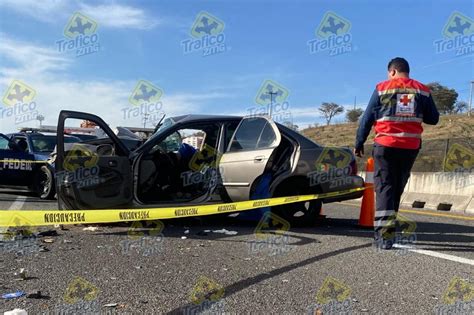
[219,116,281,201]
[0,134,35,186]
[56,111,133,210]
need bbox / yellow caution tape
[0,187,365,227]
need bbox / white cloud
[80,3,160,30]
[0,0,69,22]
[0,35,229,133]
[0,0,160,30]
[0,33,71,80]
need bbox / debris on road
[1,291,26,299]
[3,309,27,315]
[14,268,27,281]
[83,227,100,232]
[103,303,118,308]
[212,229,238,236]
[38,230,58,237]
[181,236,187,240]
[26,291,43,299]
[42,238,54,243]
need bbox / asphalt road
[0,188,473,314]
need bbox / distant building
[183,135,204,149]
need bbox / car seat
[16,139,28,152]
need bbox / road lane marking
[394,244,474,266]
[340,202,474,221]
[399,209,474,221]
[8,196,26,210]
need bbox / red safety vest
[374,78,430,150]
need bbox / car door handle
[254,156,265,163]
[108,160,118,167]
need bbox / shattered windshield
[144,117,176,145]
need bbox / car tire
[272,183,322,226]
[35,165,56,200]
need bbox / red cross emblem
[399,94,411,106]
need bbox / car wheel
[35,165,56,200]
[272,184,322,226]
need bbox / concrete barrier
[358,171,474,215]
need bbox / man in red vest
[354,57,439,249]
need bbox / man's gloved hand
[354,147,364,157]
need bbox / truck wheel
[272,184,322,226]
[35,166,55,200]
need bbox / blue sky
[0,0,472,133]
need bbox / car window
[29,135,79,152]
[257,122,277,148]
[229,118,277,151]
[224,122,239,149]
[0,135,10,150]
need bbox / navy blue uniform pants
[373,144,419,242]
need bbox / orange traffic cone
[358,157,375,227]
[318,207,325,219]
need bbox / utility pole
[469,81,473,116]
[36,114,44,128]
[142,112,149,128]
[267,91,277,117]
[353,96,356,110]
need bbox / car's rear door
[56,110,133,210]
[219,116,281,201]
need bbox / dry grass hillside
[302,114,473,147]
[302,114,473,172]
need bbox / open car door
[56,110,133,210]
[219,116,281,201]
